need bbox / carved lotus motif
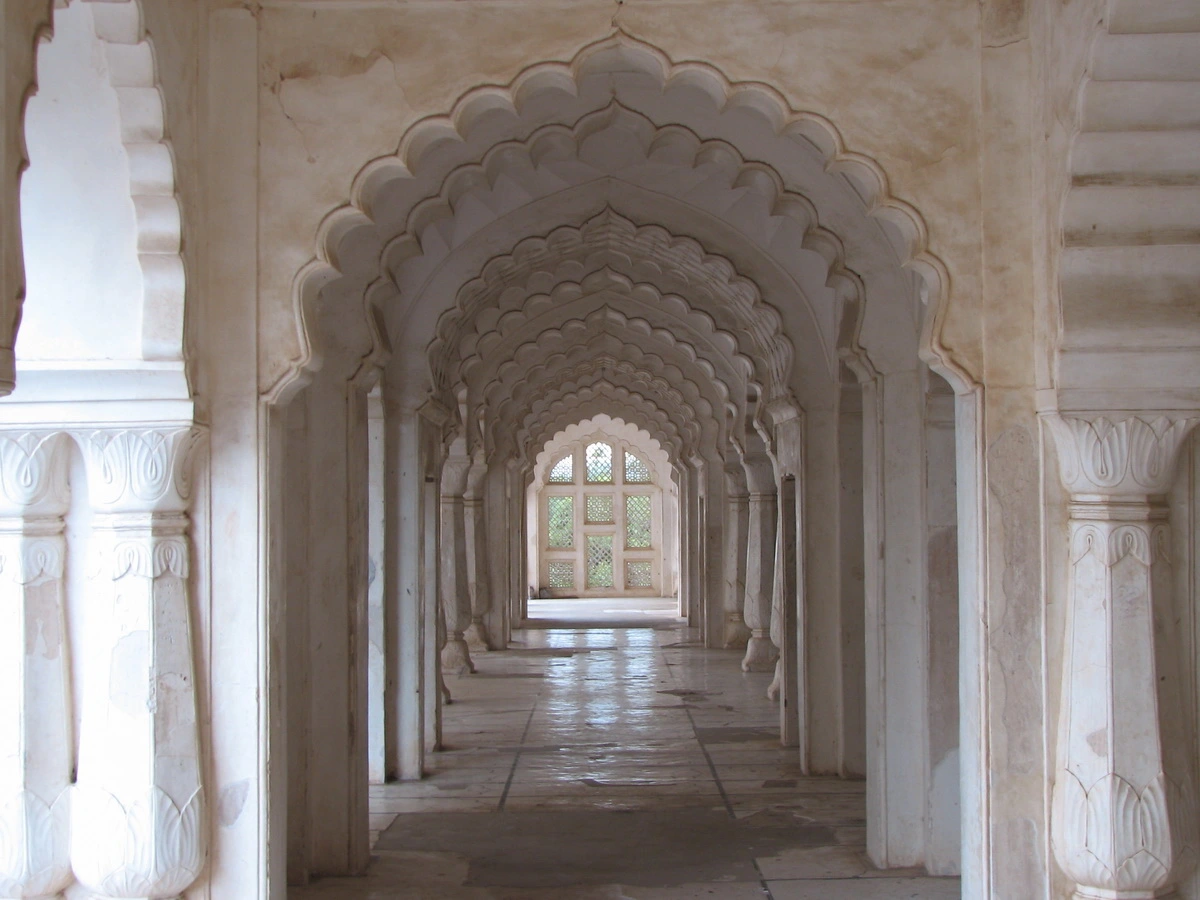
[71,785,205,898]
[1048,415,1199,496]
[0,433,68,516]
[0,789,71,897]
[83,428,204,513]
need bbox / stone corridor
[292,613,962,899]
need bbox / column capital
[1044,413,1198,498]
[0,430,69,517]
[78,425,205,514]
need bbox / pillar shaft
[462,487,490,652]
[1047,414,1198,900]
[71,427,206,900]
[0,432,72,899]
[741,490,777,672]
[723,487,750,649]
[439,485,473,674]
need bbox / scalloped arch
[514,374,703,459]
[456,270,759,395]
[518,386,686,464]
[532,415,674,490]
[430,213,793,400]
[289,30,970,400]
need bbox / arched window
[549,454,574,483]
[536,436,663,596]
[585,442,613,483]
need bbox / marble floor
[292,619,961,899]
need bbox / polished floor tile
[292,612,960,899]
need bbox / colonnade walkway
[293,610,962,899]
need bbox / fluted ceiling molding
[483,320,734,442]
[429,213,792,398]
[495,355,707,436]
[456,271,757,393]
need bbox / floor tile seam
[496,653,546,812]
[667,640,776,900]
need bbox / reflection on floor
[525,596,683,627]
[291,622,961,899]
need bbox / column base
[440,637,475,675]
[741,634,777,672]
[464,619,491,652]
[723,615,751,650]
[767,659,782,701]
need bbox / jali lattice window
[586,534,614,588]
[586,494,614,524]
[547,496,574,548]
[549,454,574,483]
[625,560,653,588]
[624,451,650,483]
[548,561,575,588]
[625,494,651,548]
[585,442,613,483]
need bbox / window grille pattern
[625,495,651,548]
[585,442,613,483]
[547,496,574,548]
[549,454,574,483]
[548,561,575,588]
[586,534,614,588]
[586,494,613,523]
[625,560,653,588]
[624,451,650,483]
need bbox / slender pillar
[386,405,425,781]
[702,457,727,649]
[71,426,207,899]
[366,389,387,784]
[439,453,473,675]
[741,439,778,673]
[1046,414,1199,899]
[0,432,72,899]
[463,458,491,652]
[741,488,778,672]
[723,462,750,649]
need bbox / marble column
[723,462,750,649]
[741,443,778,673]
[439,453,474,675]
[0,432,72,899]
[1046,414,1199,900]
[741,488,778,673]
[462,458,491,653]
[70,426,207,900]
[366,388,387,785]
[386,403,427,781]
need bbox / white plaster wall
[19,0,143,363]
